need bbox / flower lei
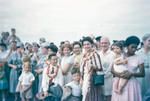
[46,63,59,83]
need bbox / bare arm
[131,63,145,77]
[111,65,122,78]
[114,58,127,65]
[61,63,72,75]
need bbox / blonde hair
[23,61,31,70]
[23,55,31,62]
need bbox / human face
[11,30,16,35]
[100,38,110,52]
[11,42,17,50]
[33,45,39,52]
[24,64,30,72]
[143,37,150,49]
[73,44,81,55]
[41,47,48,55]
[127,44,138,55]
[83,41,92,52]
[63,47,71,56]
[28,45,33,52]
[113,46,122,54]
[49,56,58,66]
[72,73,80,82]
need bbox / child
[62,67,82,101]
[112,41,128,94]
[18,61,35,101]
[41,53,61,99]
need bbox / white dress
[113,55,127,73]
[60,56,74,86]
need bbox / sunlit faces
[100,37,110,51]
[127,44,138,55]
[63,47,71,56]
[83,41,92,52]
[73,44,81,55]
[23,62,31,72]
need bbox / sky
[0,0,150,45]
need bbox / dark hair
[81,36,94,45]
[71,68,80,75]
[0,43,7,49]
[95,36,101,42]
[48,43,58,53]
[113,41,124,50]
[72,41,82,48]
[48,53,57,60]
[11,28,16,31]
[125,36,140,46]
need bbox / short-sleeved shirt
[66,81,82,97]
[19,71,35,85]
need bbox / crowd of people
[0,28,150,101]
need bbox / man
[98,36,115,101]
[7,28,21,44]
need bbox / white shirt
[66,81,82,97]
[19,71,35,85]
[42,65,59,92]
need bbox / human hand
[12,65,17,69]
[123,59,128,64]
[44,91,48,97]
[121,70,132,79]
[74,62,80,68]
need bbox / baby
[113,41,128,94]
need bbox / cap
[39,37,46,43]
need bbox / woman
[60,43,74,86]
[72,41,82,69]
[137,34,150,98]
[80,36,103,101]
[8,41,23,101]
[111,36,145,101]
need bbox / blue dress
[0,64,8,90]
[8,51,22,93]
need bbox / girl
[112,41,128,94]
[60,44,74,86]
[18,61,35,101]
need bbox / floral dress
[80,50,103,101]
